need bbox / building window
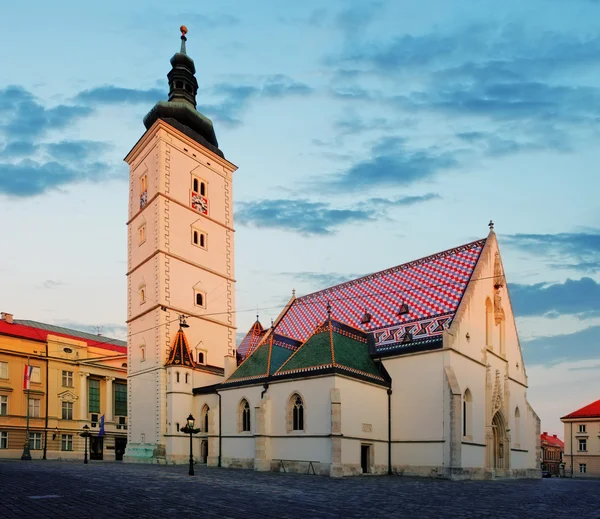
[176,372,180,383]
[195,291,206,308]
[185,373,189,384]
[88,379,100,414]
[176,422,180,432]
[202,405,210,433]
[578,439,587,452]
[463,389,472,438]
[29,432,42,450]
[28,398,40,418]
[140,344,146,362]
[0,361,7,379]
[578,424,586,433]
[62,401,73,420]
[0,431,7,449]
[140,286,146,304]
[0,395,7,416]
[579,463,587,474]
[61,434,73,451]
[31,366,41,384]
[290,394,304,431]
[240,399,251,432]
[192,178,207,197]
[114,383,127,417]
[140,174,147,193]
[192,229,207,249]
[139,225,146,244]
[196,350,205,365]
[62,371,73,387]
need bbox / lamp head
[186,414,195,429]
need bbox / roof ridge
[14,319,126,346]
[296,238,486,301]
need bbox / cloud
[200,75,313,127]
[0,160,112,197]
[510,278,600,319]
[321,137,458,192]
[1,141,40,159]
[235,199,377,235]
[503,230,600,273]
[44,140,111,163]
[42,280,65,289]
[455,130,567,156]
[522,324,600,366]
[74,86,165,105]
[235,193,438,235]
[335,2,383,39]
[0,86,92,139]
[281,271,364,290]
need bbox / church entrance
[361,445,371,474]
[491,412,506,471]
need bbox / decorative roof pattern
[275,239,486,352]
[226,333,301,383]
[561,399,600,420]
[275,319,385,383]
[237,319,266,358]
[165,329,196,368]
[1,319,127,353]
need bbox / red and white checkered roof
[276,239,486,343]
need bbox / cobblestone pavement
[1,461,599,519]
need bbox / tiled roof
[0,319,127,353]
[225,333,301,383]
[540,432,564,448]
[561,399,600,420]
[237,319,266,358]
[165,328,196,368]
[275,319,386,383]
[275,239,486,355]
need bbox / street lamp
[79,424,91,464]
[180,414,201,475]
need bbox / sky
[1,0,599,438]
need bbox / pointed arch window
[288,394,304,432]
[202,405,210,433]
[463,389,472,439]
[240,399,251,432]
[514,407,521,448]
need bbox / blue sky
[1,0,599,436]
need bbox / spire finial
[292,288,296,297]
[326,301,332,319]
[180,25,188,54]
[271,318,275,329]
[488,220,494,231]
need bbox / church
[123,28,541,479]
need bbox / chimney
[553,434,557,438]
[224,350,237,379]
[1,312,13,324]
[543,431,547,435]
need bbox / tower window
[139,225,146,244]
[192,228,207,249]
[140,287,146,305]
[185,84,192,93]
[141,346,146,362]
[193,178,198,192]
[195,291,205,308]
[176,372,180,383]
[176,81,183,89]
[200,182,206,196]
[192,177,207,196]
[140,174,147,193]
[196,350,205,365]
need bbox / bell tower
[123,27,237,463]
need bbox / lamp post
[181,414,201,475]
[79,424,91,464]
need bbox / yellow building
[0,312,128,460]
[561,398,600,477]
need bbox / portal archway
[491,411,507,471]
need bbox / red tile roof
[540,432,564,448]
[237,319,266,358]
[0,320,127,354]
[561,399,600,420]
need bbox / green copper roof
[275,320,385,382]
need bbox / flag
[23,365,33,390]
[99,415,105,437]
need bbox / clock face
[191,193,209,215]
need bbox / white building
[124,29,541,480]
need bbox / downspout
[42,343,49,460]
[261,382,269,399]
[387,388,392,475]
[218,391,222,468]
[570,422,573,477]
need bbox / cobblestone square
[1,461,599,518]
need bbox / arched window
[240,399,251,432]
[195,292,204,307]
[176,372,180,383]
[200,182,206,196]
[514,407,521,447]
[485,298,493,348]
[199,233,205,248]
[197,351,205,364]
[289,394,304,431]
[140,287,145,304]
[463,389,472,438]
[193,178,199,192]
[193,230,198,245]
[202,405,210,433]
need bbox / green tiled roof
[228,343,271,381]
[269,345,294,375]
[275,320,385,382]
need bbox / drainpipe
[387,388,392,475]
[42,343,49,460]
[570,422,573,477]
[218,391,222,468]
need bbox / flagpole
[21,358,32,460]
